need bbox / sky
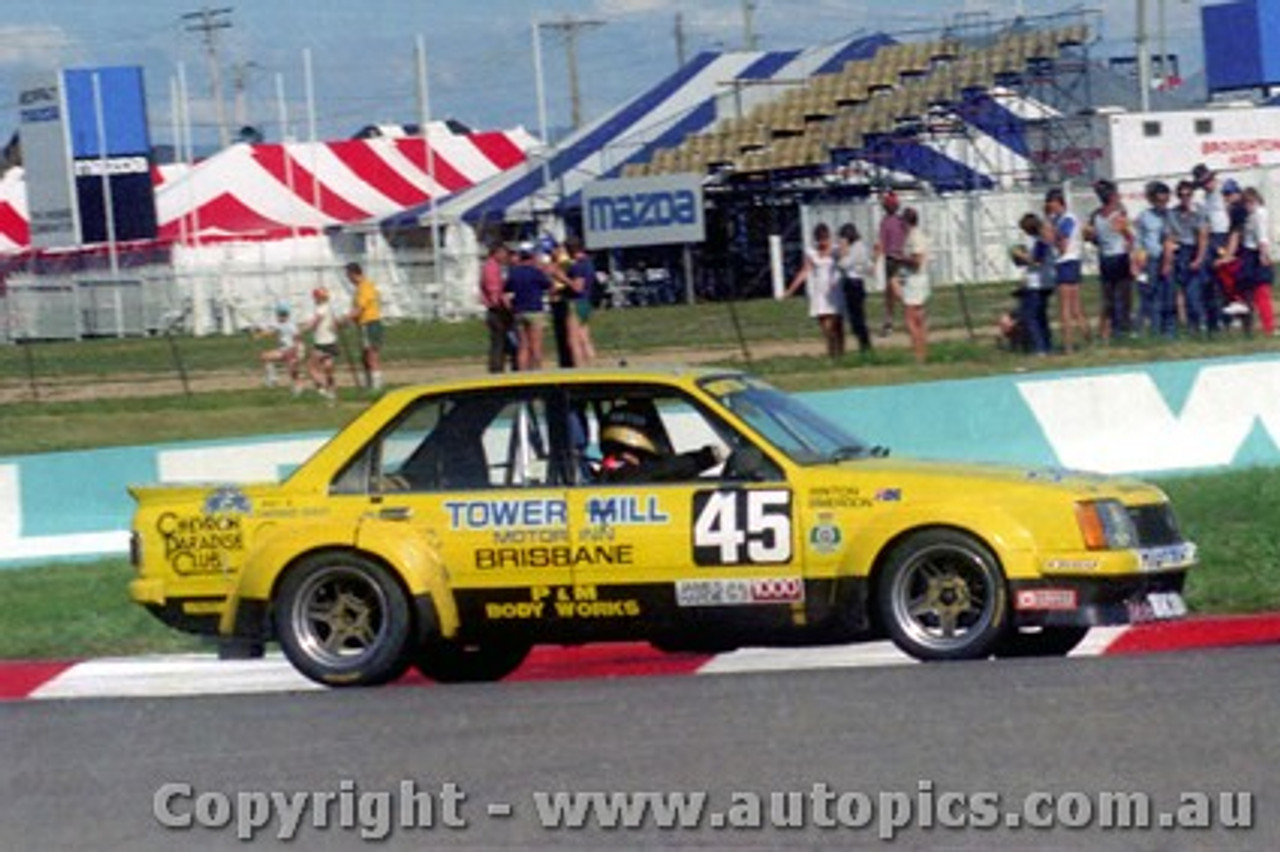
[1,0,1209,151]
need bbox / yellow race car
[129,368,1195,686]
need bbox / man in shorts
[344,261,384,390]
[303,286,340,401]
[874,191,908,337]
[504,243,552,371]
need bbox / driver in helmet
[598,405,725,483]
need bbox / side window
[567,386,777,484]
[483,398,553,487]
[652,396,728,473]
[331,392,556,494]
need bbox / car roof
[378,365,747,402]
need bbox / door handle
[378,506,413,521]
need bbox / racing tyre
[275,552,414,687]
[877,529,1008,661]
[993,626,1089,658]
[415,641,531,683]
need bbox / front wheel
[275,552,414,687]
[415,641,530,683]
[877,529,1008,661]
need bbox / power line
[182,6,234,149]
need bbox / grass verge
[0,467,1274,660]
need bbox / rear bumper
[1008,571,1188,628]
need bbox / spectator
[1085,179,1134,342]
[565,236,597,367]
[1213,179,1250,323]
[344,261,384,390]
[257,302,305,395]
[1193,163,1230,333]
[1044,188,1090,352]
[302,287,339,402]
[542,237,575,368]
[1167,179,1210,334]
[479,242,514,373]
[836,222,873,354]
[784,222,846,359]
[873,191,908,337]
[505,242,552,370]
[1241,187,1275,336]
[1010,212,1055,355]
[898,207,931,363]
[1134,181,1175,337]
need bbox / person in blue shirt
[1010,212,1055,355]
[1045,189,1090,351]
[1134,181,1175,337]
[504,243,552,370]
[565,236,597,367]
[1166,180,1210,335]
[1085,179,1135,342]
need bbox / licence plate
[1127,591,1188,623]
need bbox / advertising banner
[64,66,157,244]
[19,74,78,249]
[582,172,705,250]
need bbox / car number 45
[693,489,793,566]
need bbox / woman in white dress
[784,222,846,358]
[896,207,931,363]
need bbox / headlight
[1075,499,1138,550]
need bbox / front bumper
[1008,571,1189,628]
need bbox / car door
[563,384,804,638]
[337,387,572,640]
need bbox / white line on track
[24,629,1128,701]
[30,654,322,700]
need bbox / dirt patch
[1,331,930,405]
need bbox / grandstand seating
[626,23,1088,181]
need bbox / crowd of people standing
[479,235,597,373]
[784,191,933,363]
[1001,163,1274,355]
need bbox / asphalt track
[2,646,1276,851]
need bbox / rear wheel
[994,626,1089,658]
[415,641,530,683]
[877,529,1008,661]
[275,552,414,687]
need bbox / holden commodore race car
[129,368,1195,686]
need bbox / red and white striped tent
[157,124,538,243]
[0,167,28,255]
[0,123,538,253]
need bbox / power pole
[675,12,687,68]
[182,6,233,149]
[231,60,259,131]
[1135,0,1151,112]
[742,0,758,51]
[540,15,605,131]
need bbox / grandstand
[622,20,1093,191]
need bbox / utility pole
[230,60,259,130]
[742,0,759,51]
[539,15,605,132]
[183,6,233,149]
[674,12,687,68]
[1136,0,1151,112]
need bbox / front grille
[1129,503,1182,547]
